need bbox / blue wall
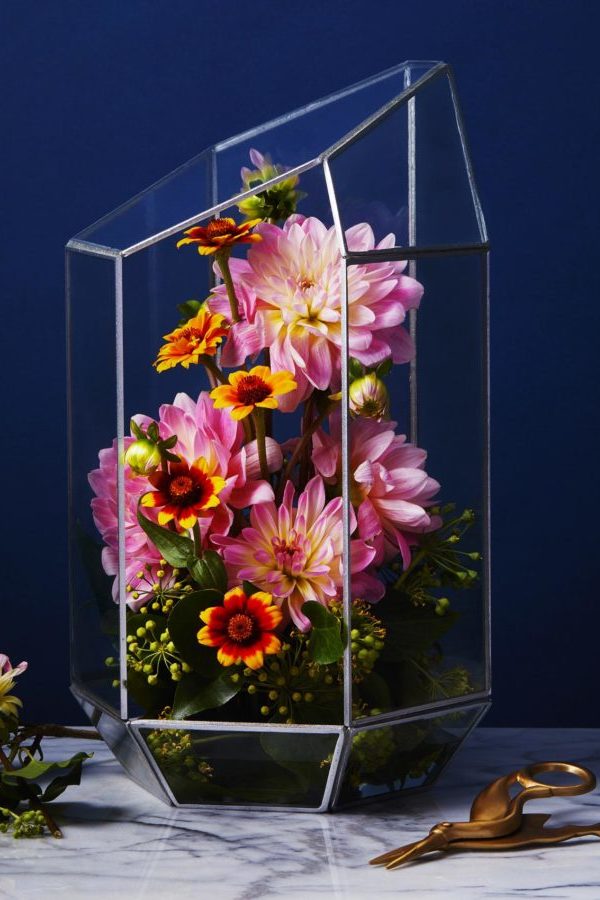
[2,0,599,725]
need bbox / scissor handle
[517,762,596,798]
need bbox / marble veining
[1,728,599,899]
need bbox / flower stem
[201,356,228,385]
[217,250,241,324]
[253,409,269,481]
[193,521,203,556]
[277,399,337,501]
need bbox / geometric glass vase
[67,60,490,811]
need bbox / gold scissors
[370,761,600,870]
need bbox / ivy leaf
[167,590,223,676]
[137,509,196,568]
[190,551,228,593]
[302,601,345,664]
[172,671,240,719]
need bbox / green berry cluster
[231,634,341,723]
[0,807,46,839]
[329,599,386,681]
[351,726,396,779]
[125,619,191,686]
[394,506,481,612]
[146,728,213,783]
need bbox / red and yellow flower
[176,217,262,256]
[210,365,297,420]
[153,308,228,372]
[141,458,226,529]
[197,587,282,669]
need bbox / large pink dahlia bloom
[208,215,423,408]
[214,475,377,630]
[312,415,441,569]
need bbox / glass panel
[86,172,347,726]
[74,149,214,254]
[67,249,121,714]
[328,70,484,251]
[73,62,441,253]
[342,253,488,722]
[334,703,486,807]
[136,727,340,808]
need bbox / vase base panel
[71,686,172,804]
[332,702,489,809]
[136,727,340,809]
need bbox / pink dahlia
[208,215,423,408]
[214,476,377,630]
[89,391,280,608]
[312,415,441,569]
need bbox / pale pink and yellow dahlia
[312,415,440,570]
[208,215,423,408]
[0,654,27,718]
[214,476,377,630]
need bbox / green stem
[253,409,269,481]
[201,356,228,385]
[277,400,336,501]
[193,521,203,556]
[217,250,241,323]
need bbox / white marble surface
[1,728,599,899]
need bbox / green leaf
[167,590,223,676]
[260,732,337,791]
[302,601,345,664]
[172,671,241,719]
[41,754,91,802]
[381,604,459,661]
[190,551,227,593]
[357,671,392,711]
[376,357,393,378]
[349,357,364,380]
[126,668,175,716]
[147,422,159,442]
[137,509,196,568]
[130,418,144,440]
[242,580,261,596]
[1,752,92,787]
[177,299,203,325]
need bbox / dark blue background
[2,0,598,726]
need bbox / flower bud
[349,373,390,420]
[124,438,162,475]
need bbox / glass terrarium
[67,60,490,811]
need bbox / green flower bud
[124,438,162,475]
[349,373,390,420]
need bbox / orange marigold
[153,308,228,372]
[197,587,282,670]
[210,365,297,420]
[176,217,262,256]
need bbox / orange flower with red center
[210,365,297,420]
[176,217,262,256]
[197,587,282,669]
[153,308,228,372]
[141,458,226,529]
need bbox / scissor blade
[370,838,424,866]
[384,831,448,869]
